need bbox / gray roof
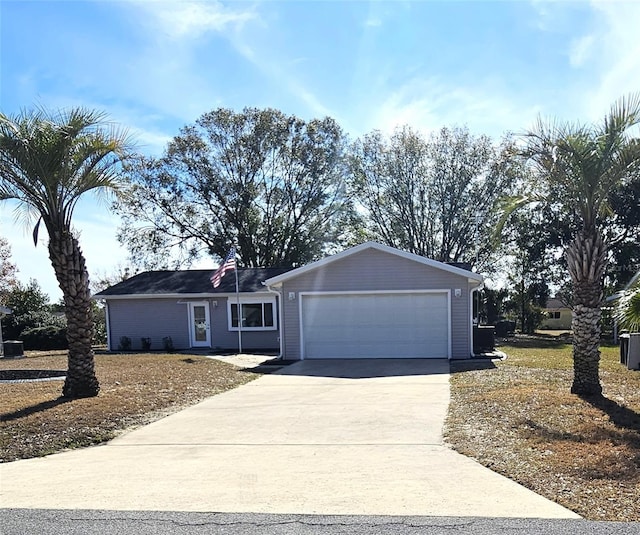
[545,297,569,309]
[94,267,292,298]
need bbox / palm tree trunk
[566,230,607,396]
[48,229,100,398]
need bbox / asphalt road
[1,510,638,535]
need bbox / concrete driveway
[0,359,579,518]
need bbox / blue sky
[1,0,639,301]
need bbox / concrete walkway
[0,359,579,518]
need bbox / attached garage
[300,292,449,359]
[265,241,484,361]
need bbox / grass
[445,337,640,522]
[0,351,258,462]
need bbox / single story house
[95,242,484,359]
[94,268,291,352]
[540,297,572,330]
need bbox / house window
[229,300,276,331]
[548,311,561,319]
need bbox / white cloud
[517,0,639,123]
[229,33,337,120]
[137,0,256,40]
[365,77,542,139]
[550,0,640,121]
[569,34,595,67]
[570,0,640,121]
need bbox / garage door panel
[305,325,430,345]
[301,293,449,359]
[305,340,440,359]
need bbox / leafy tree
[500,94,640,395]
[90,263,134,295]
[477,287,509,325]
[499,207,553,333]
[350,126,518,269]
[90,300,106,346]
[0,107,131,398]
[0,235,18,302]
[1,279,64,340]
[115,107,351,269]
[606,175,640,290]
[538,171,640,300]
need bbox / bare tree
[115,108,352,269]
[350,125,518,269]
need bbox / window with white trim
[228,299,276,331]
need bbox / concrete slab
[0,359,580,518]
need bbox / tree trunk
[566,230,607,396]
[520,278,526,333]
[48,229,99,398]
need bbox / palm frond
[520,92,640,234]
[0,106,134,237]
[614,279,640,332]
[493,194,541,239]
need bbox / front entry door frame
[188,302,211,347]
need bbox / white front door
[189,302,211,347]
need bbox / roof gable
[265,242,483,286]
[545,298,569,309]
[94,267,292,298]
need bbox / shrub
[118,336,132,351]
[141,337,152,351]
[162,336,174,352]
[21,325,68,350]
[92,302,107,345]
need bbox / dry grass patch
[1,351,257,462]
[445,338,640,522]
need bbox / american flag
[211,247,236,288]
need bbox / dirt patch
[445,338,640,522]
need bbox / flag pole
[234,249,242,354]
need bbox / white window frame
[227,297,277,331]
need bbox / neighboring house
[93,268,291,352]
[0,306,13,355]
[265,242,483,360]
[95,242,484,359]
[540,297,572,330]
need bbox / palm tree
[615,277,640,333]
[501,94,640,396]
[0,107,131,398]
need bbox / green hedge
[21,325,68,350]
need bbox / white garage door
[301,292,449,359]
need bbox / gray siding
[107,299,190,350]
[278,248,476,359]
[106,295,280,351]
